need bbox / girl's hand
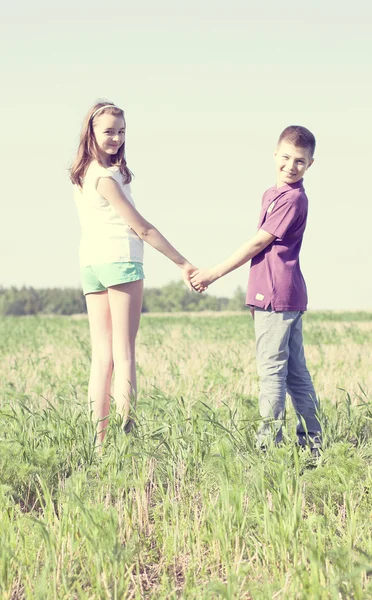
[190,268,217,292]
[181,263,199,292]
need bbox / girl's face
[93,113,125,163]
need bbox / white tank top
[74,161,144,267]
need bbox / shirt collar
[275,179,304,192]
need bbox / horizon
[1,282,371,314]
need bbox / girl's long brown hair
[70,101,133,187]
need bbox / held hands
[180,263,210,293]
[180,262,218,293]
[190,268,217,292]
[180,263,199,292]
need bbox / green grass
[0,313,372,599]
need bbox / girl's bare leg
[107,280,143,425]
[85,291,113,444]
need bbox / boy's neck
[276,178,303,190]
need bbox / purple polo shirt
[246,179,309,312]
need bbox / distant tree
[0,283,243,315]
[0,286,41,316]
[142,281,230,313]
[0,287,86,316]
[227,286,246,311]
[39,288,86,315]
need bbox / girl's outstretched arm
[190,230,276,291]
[97,177,197,290]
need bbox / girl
[70,101,196,445]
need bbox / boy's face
[274,141,314,187]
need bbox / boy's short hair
[278,125,316,157]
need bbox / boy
[191,126,321,452]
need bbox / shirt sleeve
[87,162,120,189]
[260,196,302,240]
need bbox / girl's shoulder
[84,161,121,186]
[86,160,119,177]
[84,161,130,191]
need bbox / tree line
[0,283,247,316]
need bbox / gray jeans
[254,308,322,447]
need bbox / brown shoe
[123,418,136,434]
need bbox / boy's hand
[190,268,217,292]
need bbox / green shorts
[81,262,145,295]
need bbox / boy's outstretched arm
[190,229,276,291]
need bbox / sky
[1,0,371,309]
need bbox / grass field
[1,311,372,599]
